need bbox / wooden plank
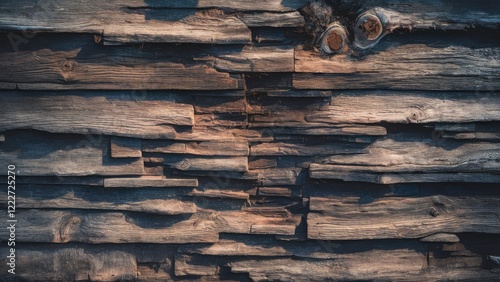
[193,96,247,114]
[10,184,196,215]
[0,92,193,138]
[293,46,500,91]
[127,0,309,12]
[308,195,500,240]
[0,210,218,243]
[0,247,137,281]
[111,137,142,158]
[310,136,500,174]
[237,12,305,27]
[103,176,198,188]
[143,140,249,156]
[162,156,248,172]
[0,49,243,90]
[103,13,251,45]
[248,158,278,169]
[214,46,294,72]
[252,168,305,185]
[189,189,250,200]
[229,250,427,281]
[250,142,366,156]
[179,238,293,257]
[306,92,500,124]
[0,1,252,44]
[0,132,144,176]
[250,89,332,97]
[174,255,218,276]
[214,210,301,235]
[259,186,302,198]
[421,233,460,243]
[173,127,274,142]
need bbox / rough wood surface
[1,210,218,243]
[103,176,198,188]
[214,46,294,72]
[238,12,305,27]
[111,137,142,158]
[8,184,196,215]
[294,46,500,91]
[143,140,249,156]
[308,195,500,240]
[0,92,194,138]
[307,92,500,124]
[0,132,144,176]
[0,49,244,90]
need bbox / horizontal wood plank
[103,176,198,188]
[214,46,294,72]
[308,195,500,240]
[0,210,218,243]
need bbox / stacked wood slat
[0,0,499,280]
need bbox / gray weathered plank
[250,142,365,156]
[308,195,500,240]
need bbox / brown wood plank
[0,132,144,176]
[0,92,193,138]
[214,46,294,72]
[103,176,198,188]
[237,11,305,27]
[306,92,500,124]
[128,0,309,12]
[0,1,252,44]
[0,49,243,90]
[10,184,196,215]
[294,46,500,91]
[0,210,218,243]
[111,137,142,158]
[214,210,301,235]
[174,255,218,276]
[310,136,500,175]
[250,142,366,156]
[143,140,249,156]
[308,195,500,240]
[0,247,137,281]
[162,156,249,172]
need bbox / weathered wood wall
[0,0,499,280]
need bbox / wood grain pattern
[308,195,500,240]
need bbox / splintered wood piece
[306,92,500,124]
[14,184,196,215]
[111,137,142,158]
[143,140,249,156]
[103,176,198,188]
[0,49,243,90]
[0,210,218,243]
[308,195,500,240]
[294,46,500,91]
[188,189,250,200]
[237,11,305,27]
[0,92,193,138]
[214,46,294,72]
[126,0,308,12]
[0,133,144,176]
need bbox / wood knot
[319,23,348,54]
[429,207,440,217]
[407,108,426,123]
[176,160,191,170]
[61,60,76,72]
[59,216,81,243]
[353,9,386,50]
